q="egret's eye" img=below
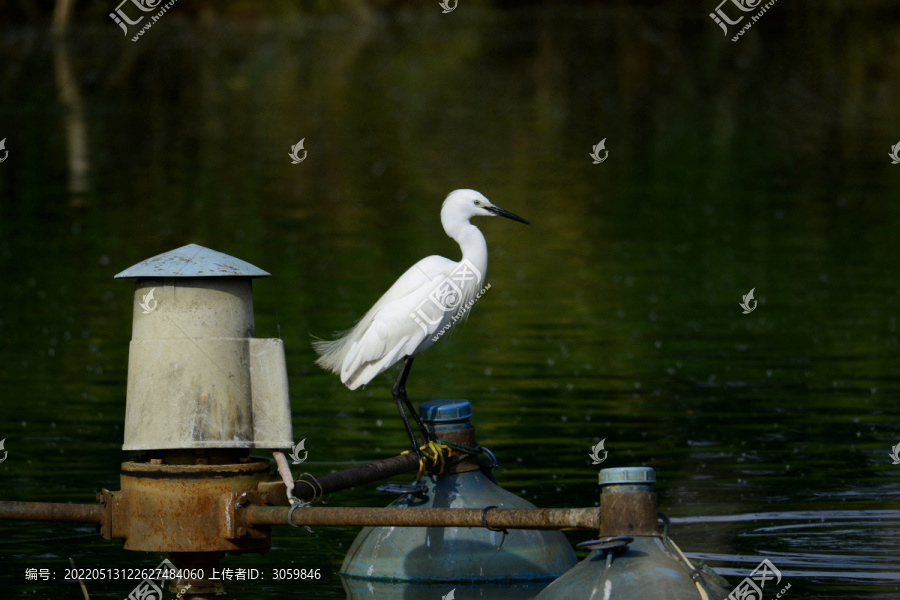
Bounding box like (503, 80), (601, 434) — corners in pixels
(473, 200), (479, 206)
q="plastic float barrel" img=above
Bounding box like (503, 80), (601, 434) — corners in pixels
(341, 399), (577, 599)
(535, 467), (731, 600)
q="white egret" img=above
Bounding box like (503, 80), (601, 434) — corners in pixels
(313, 189), (530, 453)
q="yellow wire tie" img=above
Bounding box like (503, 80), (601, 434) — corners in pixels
(400, 449), (427, 481)
(422, 440), (451, 475)
(401, 441), (451, 478)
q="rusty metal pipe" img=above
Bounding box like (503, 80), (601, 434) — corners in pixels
(0, 501), (101, 523)
(258, 452), (421, 505)
(242, 505), (600, 531)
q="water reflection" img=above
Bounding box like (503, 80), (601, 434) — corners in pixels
(683, 510), (900, 589)
(52, 34), (91, 197)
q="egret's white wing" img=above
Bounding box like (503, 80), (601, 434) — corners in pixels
(313, 255), (457, 381)
(360, 255), (457, 319)
(340, 269), (460, 388)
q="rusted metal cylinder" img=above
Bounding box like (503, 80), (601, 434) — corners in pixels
(104, 458), (271, 552)
(433, 426), (482, 474)
(257, 452), (421, 505)
(598, 466), (659, 538)
(241, 505), (600, 530)
(599, 490), (658, 537)
(0, 501), (101, 523)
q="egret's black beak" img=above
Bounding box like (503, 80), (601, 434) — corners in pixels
(486, 204), (531, 226)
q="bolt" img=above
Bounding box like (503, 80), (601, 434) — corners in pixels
(237, 527), (248, 537)
(236, 493), (249, 506)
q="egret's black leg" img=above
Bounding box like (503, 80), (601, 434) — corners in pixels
(398, 356), (433, 443)
(393, 356), (423, 456)
(393, 392), (421, 456)
(392, 356), (434, 454)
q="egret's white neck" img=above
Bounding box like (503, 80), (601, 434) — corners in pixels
(442, 213), (488, 277)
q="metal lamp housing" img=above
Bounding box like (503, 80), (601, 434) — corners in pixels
(115, 244), (293, 451)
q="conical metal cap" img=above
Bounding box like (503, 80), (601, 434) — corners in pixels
(114, 243), (270, 279)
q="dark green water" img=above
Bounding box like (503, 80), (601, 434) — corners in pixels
(1, 3), (899, 599)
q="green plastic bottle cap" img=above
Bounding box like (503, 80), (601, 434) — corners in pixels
(599, 466), (656, 486)
(419, 399), (472, 423)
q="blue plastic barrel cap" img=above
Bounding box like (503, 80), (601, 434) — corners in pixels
(418, 399), (472, 424)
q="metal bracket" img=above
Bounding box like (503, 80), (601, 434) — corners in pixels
(229, 491), (271, 541)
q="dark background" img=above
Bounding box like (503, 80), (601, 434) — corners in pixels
(1, 1), (899, 598)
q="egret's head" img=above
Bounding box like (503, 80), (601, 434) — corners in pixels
(442, 189), (531, 225)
